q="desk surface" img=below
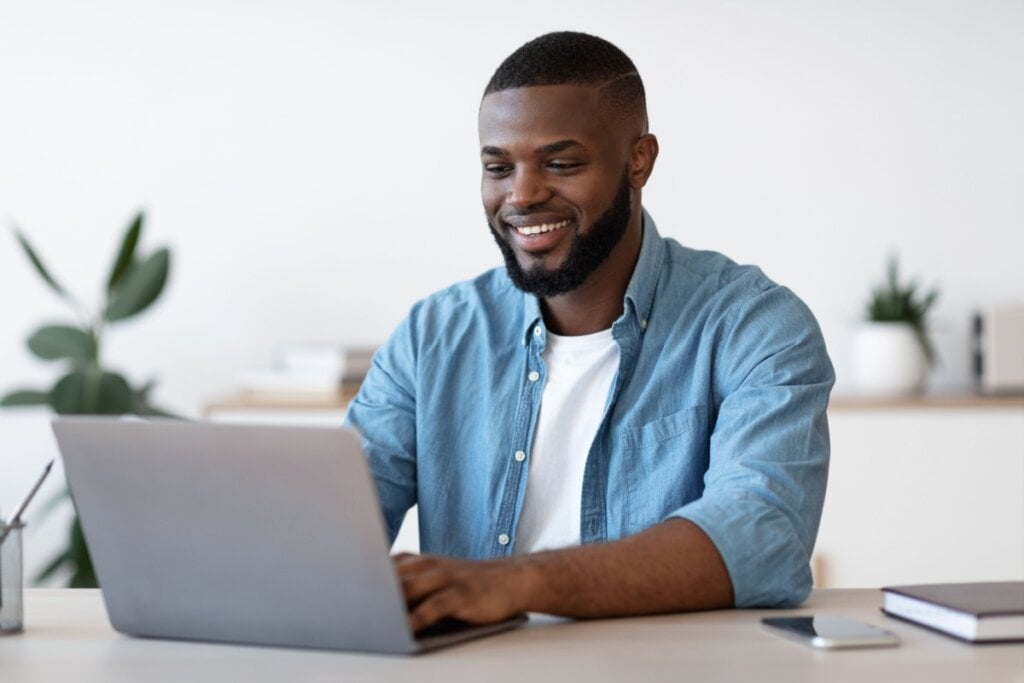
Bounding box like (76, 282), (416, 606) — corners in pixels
(2, 589), (1021, 682)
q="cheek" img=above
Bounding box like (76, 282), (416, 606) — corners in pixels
(579, 176), (624, 214)
(560, 187), (601, 219)
(480, 180), (505, 214)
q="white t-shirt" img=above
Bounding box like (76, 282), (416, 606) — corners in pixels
(513, 327), (620, 554)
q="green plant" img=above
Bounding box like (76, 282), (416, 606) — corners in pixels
(866, 255), (940, 366)
(1, 210), (174, 587)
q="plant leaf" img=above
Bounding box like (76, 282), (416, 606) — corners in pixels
(51, 370), (90, 414)
(95, 372), (134, 414)
(0, 389), (50, 406)
(921, 289), (940, 315)
(12, 228), (68, 300)
(68, 514), (98, 587)
(133, 398), (180, 418)
(51, 370), (133, 415)
(106, 211), (144, 293)
(104, 248), (171, 323)
(27, 325), (95, 363)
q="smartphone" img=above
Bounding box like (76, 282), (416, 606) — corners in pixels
(761, 615), (900, 649)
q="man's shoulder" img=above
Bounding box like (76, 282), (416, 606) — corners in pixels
(653, 235), (822, 337)
(407, 266), (523, 326)
(659, 237), (777, 300)
(376, 267), (525, 367)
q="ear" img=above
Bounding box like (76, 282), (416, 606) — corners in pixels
(629, 134), (659, 189)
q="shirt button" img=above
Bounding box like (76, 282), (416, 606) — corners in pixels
(640, 318), (648, 330)
(528, 371), (540, 382)
(498, 534), (510, 546)
(514, 450), (526, 462)
(533, 326), (542, 337)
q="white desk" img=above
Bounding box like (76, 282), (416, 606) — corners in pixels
(1, 589), (1021, 682)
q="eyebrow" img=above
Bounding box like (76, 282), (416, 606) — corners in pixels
(480, 139), (585, 157)
(538, 139), (584, 155)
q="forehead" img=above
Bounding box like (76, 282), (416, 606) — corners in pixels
(478, 84), (620, 153)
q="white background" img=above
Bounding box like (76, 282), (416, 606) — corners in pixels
(2, 0), (1022, 583)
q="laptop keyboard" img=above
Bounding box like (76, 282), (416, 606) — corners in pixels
(414, 617), (476, 640)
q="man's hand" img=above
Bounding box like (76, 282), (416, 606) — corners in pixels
(394, 553), (534, 633)
(393, 519), (734, 632)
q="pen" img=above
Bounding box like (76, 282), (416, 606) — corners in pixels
(0, 459), (55, 545)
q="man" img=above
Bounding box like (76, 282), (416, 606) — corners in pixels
(345, 31), (834, 633)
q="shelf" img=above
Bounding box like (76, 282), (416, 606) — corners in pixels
(204, 384), (359, 416)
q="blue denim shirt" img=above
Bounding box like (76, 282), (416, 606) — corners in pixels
(345, 210), (834, 608)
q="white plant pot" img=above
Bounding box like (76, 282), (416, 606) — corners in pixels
(851, 322), (928, 396)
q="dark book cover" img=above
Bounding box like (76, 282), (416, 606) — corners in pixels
(882, 582), (1024, 617)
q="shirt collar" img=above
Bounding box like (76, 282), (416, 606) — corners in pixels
(623, 208), (665, 330)
(522, 286), (544, 345)
(520, 208), (665, 344)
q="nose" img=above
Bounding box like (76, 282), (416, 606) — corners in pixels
(507, 167), (551, 210)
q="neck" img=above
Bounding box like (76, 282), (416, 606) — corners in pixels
(540, 209), (643, 336)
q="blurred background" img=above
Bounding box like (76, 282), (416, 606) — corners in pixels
(2, 0), (1022, 585)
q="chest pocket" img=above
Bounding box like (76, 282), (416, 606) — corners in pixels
(622, 405), (708, 527)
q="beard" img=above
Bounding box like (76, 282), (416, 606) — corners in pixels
(488, 172), (633, 298)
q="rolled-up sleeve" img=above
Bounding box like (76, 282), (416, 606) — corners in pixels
(344, 308), (420, 544)
(669, 281), (834, 607)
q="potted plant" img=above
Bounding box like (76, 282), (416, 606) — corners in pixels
(1, 210), (174, 586)
(852, 255), (940, 396)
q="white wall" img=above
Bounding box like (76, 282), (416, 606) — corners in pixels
(818, 408), (1024, 587)
(2, 1), (1022, 583)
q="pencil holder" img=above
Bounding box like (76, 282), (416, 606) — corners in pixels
(0, 520), (26, 634)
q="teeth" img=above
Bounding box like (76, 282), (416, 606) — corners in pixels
(515, 219), (570, 236)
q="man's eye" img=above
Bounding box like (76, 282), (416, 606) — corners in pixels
(547, 161), (582, 172)
(484, 163), (511, 175)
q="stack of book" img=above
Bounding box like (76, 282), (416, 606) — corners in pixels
(237, 344), (376, 404)
(882, 581), (1024, 643)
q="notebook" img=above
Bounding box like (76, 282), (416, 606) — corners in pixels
(881, 582), (1024, 642)
(51, 417), (526, 654)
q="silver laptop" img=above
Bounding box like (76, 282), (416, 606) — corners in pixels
(51, 417), (526, 654)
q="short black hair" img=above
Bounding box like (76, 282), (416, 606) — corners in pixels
(484, 31), (648, 129)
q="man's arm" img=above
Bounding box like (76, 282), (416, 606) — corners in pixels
(344, 313), (421, 543)
(396, 518), (733, 631)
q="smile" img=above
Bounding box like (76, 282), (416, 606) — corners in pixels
(514, 219), (571, 236)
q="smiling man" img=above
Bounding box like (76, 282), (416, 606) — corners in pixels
(345, 32), (834, 632)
